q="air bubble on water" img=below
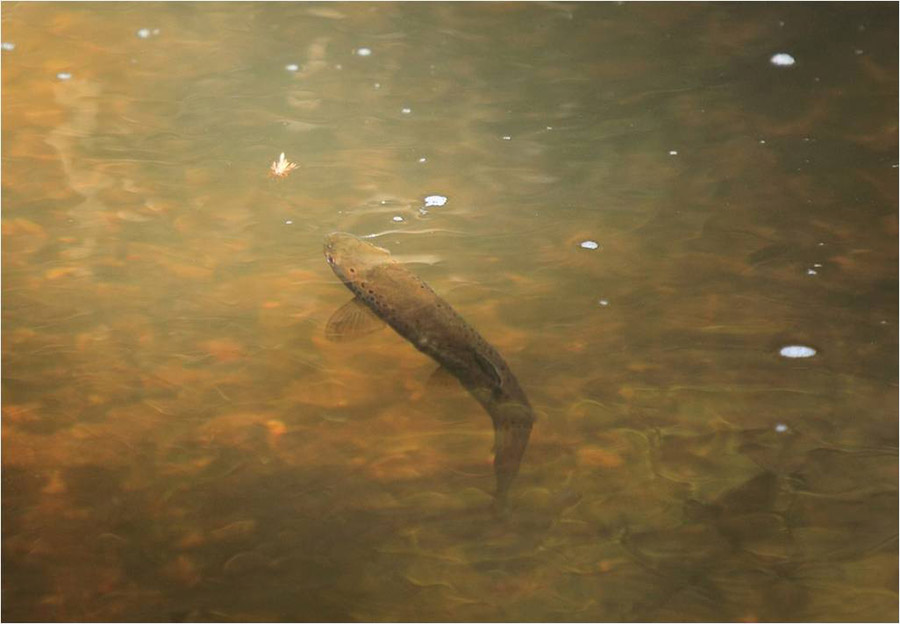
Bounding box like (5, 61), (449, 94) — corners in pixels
(424, 195), (447, 207)
(770, 52), (796, 67)
(580, 240), (599, 250)
(779, 345), (816, 358)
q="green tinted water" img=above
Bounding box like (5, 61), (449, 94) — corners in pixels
(3, 2), (897, 621)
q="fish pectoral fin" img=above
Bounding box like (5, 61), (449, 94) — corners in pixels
(473, 351), (503, 388)
(325, 297), (386, 341)
(425, 365), (461, 390)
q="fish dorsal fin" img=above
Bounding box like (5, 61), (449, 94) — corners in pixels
(325, 297), (386, 341)
(473, 350), (503, 388)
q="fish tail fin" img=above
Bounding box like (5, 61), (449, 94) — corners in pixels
(491, 402), (534, 499)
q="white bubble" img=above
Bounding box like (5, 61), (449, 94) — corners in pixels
(775, 423), (789, 433)
(423, 195), (447, 207)
(2, 42), (16, 51)
(373, 82), (381, 89)
(779, 345), (816, 358)
(770, 53), (796, 67)
(356, 47), (372, 56)
(137, 28), (151, 39)
(56, 72), (72, 80)
(502, 135), (511, 141)
(580, 240), (600, 250)
(598, 299), (609, 306)
(668, 150), (678, 155)
(285, 220), (293, 225)
(418, 157), (427, 163)
(392, 216), (404, 222)
(401, 107), (411, 114)
(285, 63), (299, 72)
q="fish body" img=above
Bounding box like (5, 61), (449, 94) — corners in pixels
(323, 232), (534, 500)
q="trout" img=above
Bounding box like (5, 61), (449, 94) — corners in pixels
(323, 232), (534, 501)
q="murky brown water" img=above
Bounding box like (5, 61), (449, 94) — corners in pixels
(2, 2), (897, 622)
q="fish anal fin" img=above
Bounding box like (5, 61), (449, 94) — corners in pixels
(325, 297), (385, 341)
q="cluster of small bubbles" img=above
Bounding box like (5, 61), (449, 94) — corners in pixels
(579, 240), (600, 250)
(770, 52), (796, 67)
(356, 47), (372, 56)
(779, 345), (816, 358)
(1, 42), (15, 51)
(285, 63), (299, 72)
(56, 72), (72, 81)
(401, 107), (411, 114)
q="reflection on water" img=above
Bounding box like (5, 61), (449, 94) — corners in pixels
(2, 2), (897, 621)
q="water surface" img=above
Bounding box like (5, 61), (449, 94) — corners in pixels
(2, 2), (897, 621)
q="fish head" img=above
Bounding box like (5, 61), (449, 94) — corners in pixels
(324, 232), (393, 281)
